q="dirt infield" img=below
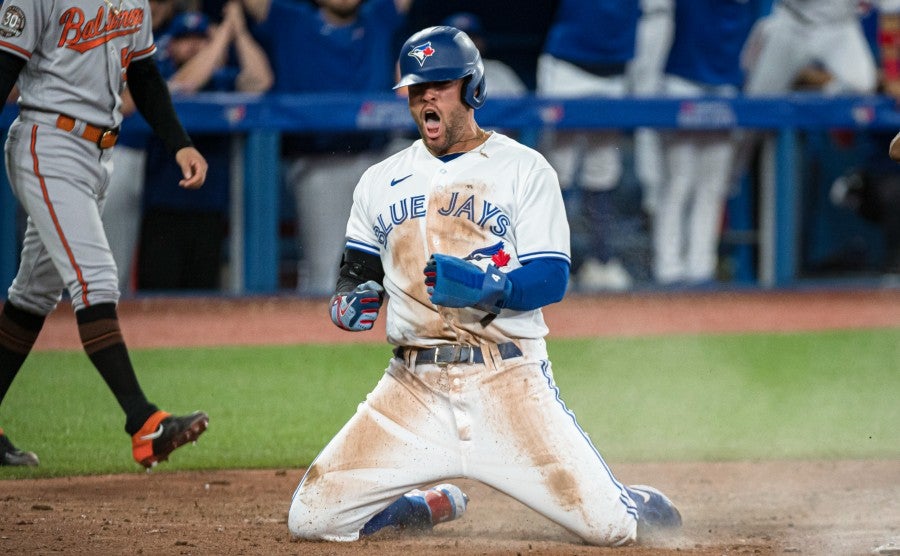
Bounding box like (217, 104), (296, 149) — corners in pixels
(4, 288), (900, 555)
(29, 287), (900, 350)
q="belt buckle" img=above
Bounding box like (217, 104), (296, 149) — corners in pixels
(431, 344), (469, 366)
(432, 345), (452, 366)
(97, 128), (116, 149)
(449, 345), (474, 364)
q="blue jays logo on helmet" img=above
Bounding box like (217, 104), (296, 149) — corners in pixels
(394, 26), (487, 109)
(408, 42), (436, 67)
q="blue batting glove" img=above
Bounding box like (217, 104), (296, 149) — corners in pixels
(330, 280), (385, 331)
(424, 254), (511, 314)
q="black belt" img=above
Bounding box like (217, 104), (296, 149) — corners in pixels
(394, 342), (522, 366)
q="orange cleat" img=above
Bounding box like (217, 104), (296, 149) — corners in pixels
(132, 410), (208, 469)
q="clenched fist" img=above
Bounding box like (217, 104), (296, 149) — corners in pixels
(330, 280), (385, 331)
(424, 254), (510, 314)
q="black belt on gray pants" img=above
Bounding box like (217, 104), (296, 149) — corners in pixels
(394, 342), (522, 366)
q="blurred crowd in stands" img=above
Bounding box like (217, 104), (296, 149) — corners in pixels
(15, 0), (899, 295)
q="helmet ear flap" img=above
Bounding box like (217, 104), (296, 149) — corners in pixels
(465, 70), (486, 109)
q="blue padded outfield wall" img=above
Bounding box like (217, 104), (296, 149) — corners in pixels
(2, 93), (900, 294)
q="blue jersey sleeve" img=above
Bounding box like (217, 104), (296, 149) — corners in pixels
(503, 258), (570, 311)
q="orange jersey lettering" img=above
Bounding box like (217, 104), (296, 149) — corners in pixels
(57, 6), (143, 53)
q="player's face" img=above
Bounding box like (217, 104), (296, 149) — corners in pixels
(407, 79), (477, 157)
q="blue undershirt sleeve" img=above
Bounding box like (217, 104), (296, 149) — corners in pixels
(502, 258), (570, 311)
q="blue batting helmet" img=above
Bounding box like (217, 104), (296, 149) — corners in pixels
(394, 26), (486, 109)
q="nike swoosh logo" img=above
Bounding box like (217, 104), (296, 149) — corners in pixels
(338, 296), (356, 318)
(139, 424), (165, 441)
(391, 174), (413, 186)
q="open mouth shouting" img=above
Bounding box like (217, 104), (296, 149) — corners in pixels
(423, 109), (442, 141)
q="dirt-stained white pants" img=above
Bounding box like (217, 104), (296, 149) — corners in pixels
(288, 338), (637, 546)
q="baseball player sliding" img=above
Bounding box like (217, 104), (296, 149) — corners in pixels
(288, 26), (682, 544)
(0, 0), (208, 468)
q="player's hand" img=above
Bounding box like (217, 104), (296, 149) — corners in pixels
(330, 280), (385, 331)
(424, 254), (511, 314)
(175, 146), (208, 189)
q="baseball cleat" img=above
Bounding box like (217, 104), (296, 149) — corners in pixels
(0, 430), (39, 467)
(361, 483), (469, 536)
(626, 484), (682, 536)
(132, 410), (208, 469)
(405, 483), (469, 528)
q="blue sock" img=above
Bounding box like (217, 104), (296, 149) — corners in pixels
(360, 494), (431, 536)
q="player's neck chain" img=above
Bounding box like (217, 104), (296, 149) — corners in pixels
(444, 128), (491, 158)
(471, 128), (491, 158)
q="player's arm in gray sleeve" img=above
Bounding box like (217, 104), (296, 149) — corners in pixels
(126, 57), (193, 153)
(334, 248), (385, 294)
(0, 51), (26, 103)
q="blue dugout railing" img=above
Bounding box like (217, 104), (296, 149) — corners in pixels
(2, 93), (900, 294)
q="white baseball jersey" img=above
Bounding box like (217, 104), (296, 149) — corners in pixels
(290, 132), (639, 547)
(344, 132), (571, 347)
(0, 0), (156, 128)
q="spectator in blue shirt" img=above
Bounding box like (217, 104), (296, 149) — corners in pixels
(241, 0), (411, 296)
(136, 5), (273, 290)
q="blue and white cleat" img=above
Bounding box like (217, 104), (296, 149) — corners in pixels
(361, 483), (468, 536)
(626, 484), (682, 537)
(404, 483), (469, 528)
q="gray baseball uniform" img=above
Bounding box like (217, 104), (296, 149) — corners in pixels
(0, 0), (155, 313)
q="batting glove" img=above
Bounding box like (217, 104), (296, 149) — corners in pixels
(330, 280), (385, 331)
(424, 254), (511, 314)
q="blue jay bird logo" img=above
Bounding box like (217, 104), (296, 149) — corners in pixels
(463, 241), (503, 261)
(463, 242), (510, 267)
(408, 42), (436, 67)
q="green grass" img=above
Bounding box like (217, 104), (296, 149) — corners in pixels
(551, 329), (899, 461)
(1, 328), (897, 478)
